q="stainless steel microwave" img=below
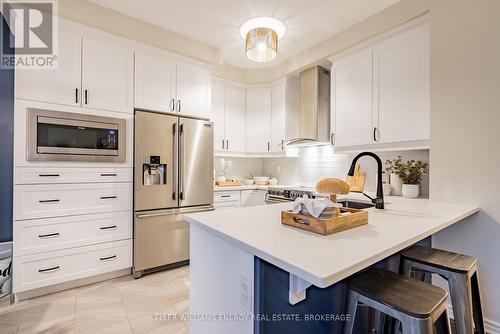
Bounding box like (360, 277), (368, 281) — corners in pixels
(27, 108), (126, 162)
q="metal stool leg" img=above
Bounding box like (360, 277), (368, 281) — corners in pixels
(343, 289), (360, 334)
(470, 272), (485, 334)
(405, 317), (433, 334)
(435, 309), (452, 334)
(448, 272), (475, 334)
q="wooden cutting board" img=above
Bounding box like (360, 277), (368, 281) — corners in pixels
(346, 164), (366, 193)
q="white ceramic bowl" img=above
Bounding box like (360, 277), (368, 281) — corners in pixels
(253, 176), (270, 185)
(242, 179), (255, 185)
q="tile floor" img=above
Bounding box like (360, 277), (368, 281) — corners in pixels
(0, 265), (190, 334)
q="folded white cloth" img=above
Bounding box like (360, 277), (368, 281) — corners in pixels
(292, 195), (342, 218)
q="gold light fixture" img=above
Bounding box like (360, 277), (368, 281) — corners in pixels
(240, 17), (286, 63)
(245, 27), (278, 62)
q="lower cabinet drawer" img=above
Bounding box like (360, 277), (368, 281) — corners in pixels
(214, 201), (240, 210)
(214, 191), (241, 203)
(14, 183), (132, 220)
(13, 239), (132, 293)
(14, 211), (132, 256)
(15, 167), (133, 184)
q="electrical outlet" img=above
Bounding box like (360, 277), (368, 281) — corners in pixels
(240, 275), (252, 311)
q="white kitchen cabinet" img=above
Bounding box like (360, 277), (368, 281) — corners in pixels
(331, 49), (374, 147)
(135, 52), (176, 113)
(16, 29), (82, 107)
(373, 24), (430, 143)
(82, 37), (134, 113)
(330, 21), (430, 148)
(176, 63), (211, 118)
(211, 79), (246, 153)
(271, 78), (299, 152)
(213, 190), (240, 210)
(240, 190), (267, 207)
(245, 88), (272, 153)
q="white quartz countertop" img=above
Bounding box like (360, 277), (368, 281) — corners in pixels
(186, 194), (479, 288)
(213, 185), (269, 192)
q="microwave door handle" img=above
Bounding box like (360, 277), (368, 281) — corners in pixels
(172, 123), (177, 201)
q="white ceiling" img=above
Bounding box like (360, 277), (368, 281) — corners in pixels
(89, 0), (400, 69)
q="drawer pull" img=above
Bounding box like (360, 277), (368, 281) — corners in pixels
(39, 266), (60, 273)
(100, 225), (117, 230)
(38, 232), (60, 239)
(221, 195), (232, 198)
(38, 174), (60, 177)
(100, 173), (117, 177)
(39, 199), (60, 204)
(100, 255), (117, 261)
(100, 196), (117, 200)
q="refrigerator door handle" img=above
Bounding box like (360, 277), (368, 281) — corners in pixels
(172, 123), (177, 201)
(179, 123), (184, 200)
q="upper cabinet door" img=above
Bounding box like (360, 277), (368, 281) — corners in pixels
(373, 24), (430, 143)
(211, 81), (225, 151)
(135, 52), (176, 113)
(245, 88), (272, 153)
(332, 49), (374, 147)
(271, 84), (285, 152)
(176, 64), (210, 119)
(82, 37), (133, 113)
(224, 86), (246, 153)
(16, 29), (82, 106)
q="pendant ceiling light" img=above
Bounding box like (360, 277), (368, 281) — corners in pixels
(240, 17), (286, 63)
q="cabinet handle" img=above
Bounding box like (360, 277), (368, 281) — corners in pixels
(39, 199), (60, 204)
(177, 99), (181, 112)
(221, 195), (231, 198)
(221, 139), (225, 150)
(39, 266), (60, 273)
(330, 133), (336, 146)
(267, 142), (270, 151)
(170, 99), (175, 112)
(99, 255), (117, 261)
(100, 225), (117, 230)
(373, 127), (380, 142)
(226, 139), (229, 150)
(84, 89), (88, 105)
(38, 232), (60, 239)
(75, 88), (79, 104)
(100, 173), (117, 177)
(100, 196), (117, 200)
(281, 139), (285, 150)
(38, 174), (60, 177)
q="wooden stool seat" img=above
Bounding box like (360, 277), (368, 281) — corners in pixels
(349, 268), (448, 319)
(401, 245), (476, 274)
(343, 268), (451, 334)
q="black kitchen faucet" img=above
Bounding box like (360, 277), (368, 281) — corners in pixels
(348, 152), (385, 209)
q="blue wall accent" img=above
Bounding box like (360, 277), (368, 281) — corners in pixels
(0, 14), (14, 242)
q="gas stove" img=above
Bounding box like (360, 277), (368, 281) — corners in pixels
(265, 186), (321, 204)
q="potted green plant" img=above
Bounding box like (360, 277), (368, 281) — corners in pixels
(385, 156), (404, 196)
(386, 157), (428, 198)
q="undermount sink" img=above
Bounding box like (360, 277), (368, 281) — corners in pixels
(338, 200), (375, 210)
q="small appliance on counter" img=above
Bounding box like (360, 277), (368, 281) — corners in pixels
(133, 110), (214, 278)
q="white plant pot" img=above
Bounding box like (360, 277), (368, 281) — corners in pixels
(390, 174), (403, 196)
(402, 184), (420, 198)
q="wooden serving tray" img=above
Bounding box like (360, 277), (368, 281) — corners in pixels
(215, 181), (242, 187)
(281, 208), (368, 235)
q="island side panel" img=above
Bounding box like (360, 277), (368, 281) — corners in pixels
(190, 224), (255, 334)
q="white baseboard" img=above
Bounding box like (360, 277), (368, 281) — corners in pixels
(14, 268), (132, 301)
(448, 305), (500, 334)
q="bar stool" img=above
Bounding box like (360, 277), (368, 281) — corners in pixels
(400, 246), (485, 334)
(343, 268), (451, 334)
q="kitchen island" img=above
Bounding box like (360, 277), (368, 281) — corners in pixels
(186, 195), (479, 334)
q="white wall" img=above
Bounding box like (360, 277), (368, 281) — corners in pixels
(430, 0), (500, 329)
(263, 147), (429, 195)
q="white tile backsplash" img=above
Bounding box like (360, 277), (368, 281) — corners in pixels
(214, 157), (263, 180)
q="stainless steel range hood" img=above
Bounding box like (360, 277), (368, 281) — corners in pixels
(284, 66), (331, 147)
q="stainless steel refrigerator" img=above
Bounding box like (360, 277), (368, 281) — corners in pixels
(133, 110), (214, 278)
